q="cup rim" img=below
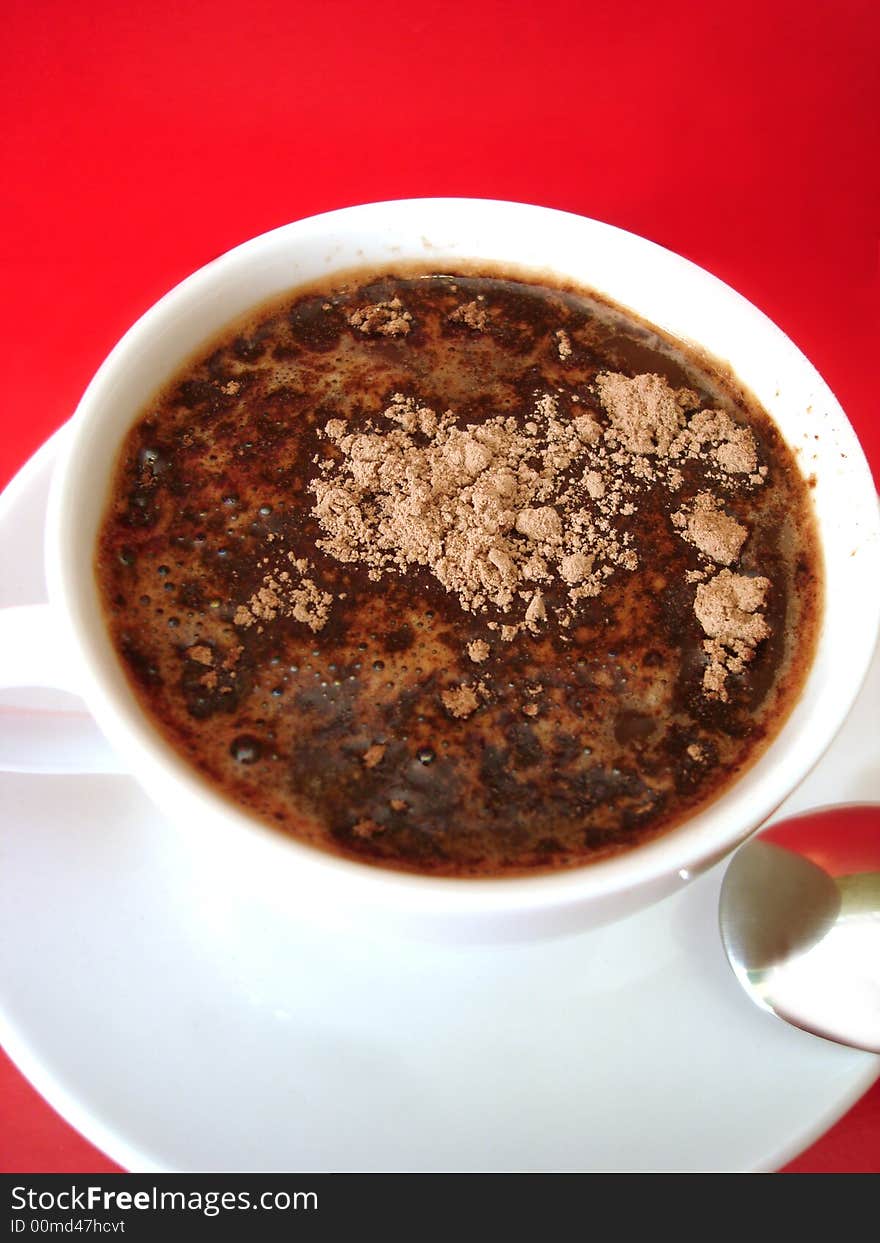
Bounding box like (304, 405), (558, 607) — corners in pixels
(44, 197), (880, 915)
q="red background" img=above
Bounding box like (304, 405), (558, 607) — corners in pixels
(1, 0), (877, 1173)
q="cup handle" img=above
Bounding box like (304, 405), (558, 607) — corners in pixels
(0, 604), (127, 773)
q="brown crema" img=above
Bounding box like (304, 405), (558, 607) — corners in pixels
(96, 267), (822, 877)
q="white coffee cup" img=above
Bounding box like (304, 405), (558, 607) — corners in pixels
(1, 199), (877, 942)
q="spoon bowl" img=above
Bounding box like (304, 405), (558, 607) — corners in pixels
(719, 804), (880, 1053)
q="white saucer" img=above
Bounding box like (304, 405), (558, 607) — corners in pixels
(1, 435), (878, 1173)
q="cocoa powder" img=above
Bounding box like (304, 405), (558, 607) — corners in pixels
(308, 372), (772, 682)
(346, 297), (413, 337)
(694, 570), (771, 701)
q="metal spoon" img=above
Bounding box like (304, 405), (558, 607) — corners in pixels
(719, 805), (880, 1053)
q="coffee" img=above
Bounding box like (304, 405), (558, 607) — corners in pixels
(95, 268), (822, 876)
